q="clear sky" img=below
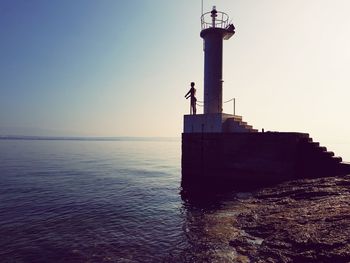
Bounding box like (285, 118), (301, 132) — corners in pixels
(0, 1), (349, 157)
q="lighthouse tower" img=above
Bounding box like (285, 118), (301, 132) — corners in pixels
(201, 6), (234, 114)
(183, 6), (257, 133)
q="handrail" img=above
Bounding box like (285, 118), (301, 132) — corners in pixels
(201, 10), (230, 30)
(194, 97), (236, 115)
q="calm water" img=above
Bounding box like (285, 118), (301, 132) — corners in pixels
(0, 138), (242, 263)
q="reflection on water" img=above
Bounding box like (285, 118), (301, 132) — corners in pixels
(177, 198), (239, 262)
(0, 138), (257, 262)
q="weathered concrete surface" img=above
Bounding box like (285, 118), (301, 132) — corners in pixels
(182, 132), (308, 185)
(182, 132), (348, 191)
(231, 175), (350, 263)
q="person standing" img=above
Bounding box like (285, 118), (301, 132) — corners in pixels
(185, 82), (197, 115)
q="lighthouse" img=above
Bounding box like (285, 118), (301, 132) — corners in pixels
(181, 6), (350, 194)
(183, 6), (256, 133)
(201, 6), (235, 114)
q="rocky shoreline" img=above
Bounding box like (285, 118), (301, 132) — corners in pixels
(230, 174), (350, 262)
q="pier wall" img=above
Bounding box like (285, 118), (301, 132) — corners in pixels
(181, 132), (348, 190)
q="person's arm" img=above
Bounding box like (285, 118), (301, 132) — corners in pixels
(185, 90), (191, 98)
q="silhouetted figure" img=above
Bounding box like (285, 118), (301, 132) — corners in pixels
(185, 82), (197, 115)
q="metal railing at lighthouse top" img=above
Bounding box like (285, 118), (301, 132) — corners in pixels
(201, 7), (230, 30)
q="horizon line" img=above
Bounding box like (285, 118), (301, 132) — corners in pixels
(0, 135), (180, 142)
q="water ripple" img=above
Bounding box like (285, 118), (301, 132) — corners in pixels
(0, 139), (245, 262)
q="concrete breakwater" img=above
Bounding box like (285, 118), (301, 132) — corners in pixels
(182, 132), (350, 191)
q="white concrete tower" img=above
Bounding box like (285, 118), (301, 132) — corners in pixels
(200, 6), (235, 114)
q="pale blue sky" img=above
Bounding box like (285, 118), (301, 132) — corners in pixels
(1, 1), (349, 158)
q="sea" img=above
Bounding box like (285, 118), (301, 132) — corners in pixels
(0, 137), (247, 263)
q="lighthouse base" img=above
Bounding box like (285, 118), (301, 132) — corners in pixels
(181, 132), (350, 193)
(184, 113), (258, 133)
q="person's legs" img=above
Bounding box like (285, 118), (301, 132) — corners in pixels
(191, 98), (196, 115)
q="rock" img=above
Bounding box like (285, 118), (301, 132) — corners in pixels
(229, 175), (350, 262)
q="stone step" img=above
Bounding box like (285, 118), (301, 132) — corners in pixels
(302, 142), (326, 152)
(322, 151), (335, 158)
(232, 115), (242, 121)
(332, 156), (342, 163)
(224, 117), (257, 133)
(296, 136), (344, 177)
(310, 142), (320, 147)
(300, 137), (313, 143)
(225, 116), (243, 122)
(223, 115), (259, 133)
(340, 162), (350, 174)
(318, 146), (327, 152)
